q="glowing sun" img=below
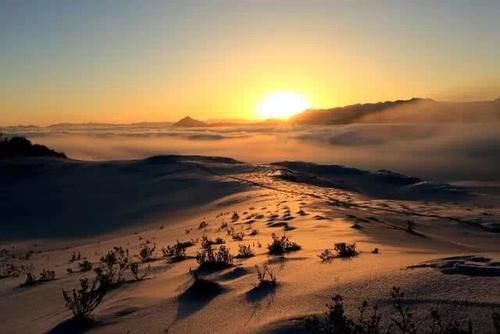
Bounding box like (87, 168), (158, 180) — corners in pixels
(256, 92), (310, 119)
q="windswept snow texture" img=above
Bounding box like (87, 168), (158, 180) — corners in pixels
(270, 161), (469, 201)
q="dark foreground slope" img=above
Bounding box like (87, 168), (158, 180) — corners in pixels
(0, 155), (250, 239)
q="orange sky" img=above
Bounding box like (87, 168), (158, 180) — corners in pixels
(1, 1), (500, 125)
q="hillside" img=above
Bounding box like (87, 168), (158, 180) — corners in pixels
(292, 98), (500, 124)
(0, 136), (66, 159)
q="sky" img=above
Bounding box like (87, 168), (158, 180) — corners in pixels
(1, 0), (500, 125)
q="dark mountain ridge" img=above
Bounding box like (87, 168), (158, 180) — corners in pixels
(292, 98), (500, 124)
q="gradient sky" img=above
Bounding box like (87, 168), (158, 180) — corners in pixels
(1, 0), (500, 125)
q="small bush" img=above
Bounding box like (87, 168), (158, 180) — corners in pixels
(334, 242), (358, 258)
(198, 221), (208, 230)
(231, 232), (245, 241)
(138, 242), (156, 262)
(219, 222), (228, 231)
(306, 287), (481, 334)
(407, 220), (415, 233)
(62, 277), (106, 321)
(200, 236), (225, 247)
(96, 247), (130, 287)
(255, 264), (276, 287)
(247, 228), (259, 236)
(70, 251), (82, 263)
(20, 268), (56, 286)
(231, 212), (239, 222)
(319, 249), (336, 262)
(372, 248), (379, 254)
(196, 244), (233, 272)
(162, 241), (187, 262)
(0, 263), (22, 279)
(267, 233), (301, 255)
(21, 272), (37, 286)
(39, 269), (56, 282)
(79, 260), (93, 272)
(235, 244), (255, 259)
(130, 263), (150, 281)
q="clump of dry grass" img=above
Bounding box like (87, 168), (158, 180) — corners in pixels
(20, 268), (56, 287)
(319, 242), (359, 262)
(0, 263), (24, 279)
(267, 233), (301, 255)
(255, 264), (277, 288)
(62, 277), (106, 321)
(231, 232), (245, 241)
(334, 242), (358, 258)
(235, 244), (255, 259)
(138, 242), (156, 262)
(306, 287), (485, 334)
(318, 249), (336, 262)
(196, 243), (233, 272)
(162, 240), (192, 262)
(78, 260), (93, 272)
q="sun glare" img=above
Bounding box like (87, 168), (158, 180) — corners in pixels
(256, 92), (310, 119)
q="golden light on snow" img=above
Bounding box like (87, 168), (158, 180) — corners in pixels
(256, 92), (310, 119)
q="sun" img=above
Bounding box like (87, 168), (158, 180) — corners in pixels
(256, 92), (310, 119)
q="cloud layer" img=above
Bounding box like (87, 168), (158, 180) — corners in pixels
(3, 123), (500, 183)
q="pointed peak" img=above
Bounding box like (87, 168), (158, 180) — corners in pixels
(172, 116), (208, 127)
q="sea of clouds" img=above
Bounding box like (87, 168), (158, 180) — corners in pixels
(2, 123), (500, 184)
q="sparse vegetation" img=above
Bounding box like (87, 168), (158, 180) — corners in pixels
(62, 277), (106, 321)
(200, 236), (225, 247)
(318, 249), (336, 262)
(306, 287), (484, 334)
(95, 247), (130, 288)
(196, 243), (233, 272)
(407, 220), (416, 234)
(79, 260), (93, 272)
(219, 221), (228, 232)
(20, 268), (56, 287)
(235, 244), (255, 258)
(70, 251), (82, 263)
(267, 233), (301, 255)
(255, 264), (277, 287)
(138, 242), (156, 262)
(247, 228), (259, 236)
(130, 263), (150, 281)
(162, 240), (190, 262)
(334, 242), (358, 258)
(198, 221), (208, 230)
(0, 263), (23, 279)
(319, 242), (359, 262)
(231, 232), (245, 241)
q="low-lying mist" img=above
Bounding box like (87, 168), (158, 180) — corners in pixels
(3, 123), (500, 183)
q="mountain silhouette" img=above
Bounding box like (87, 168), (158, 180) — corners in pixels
(292, 98), (500, 124)
(0, 136), (67, 159)
(172, 116), (208, 127)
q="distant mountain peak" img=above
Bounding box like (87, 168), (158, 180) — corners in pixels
(172, 116), (208, 127)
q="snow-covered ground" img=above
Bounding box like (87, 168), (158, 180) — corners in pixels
(1, 155), (499, 333)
